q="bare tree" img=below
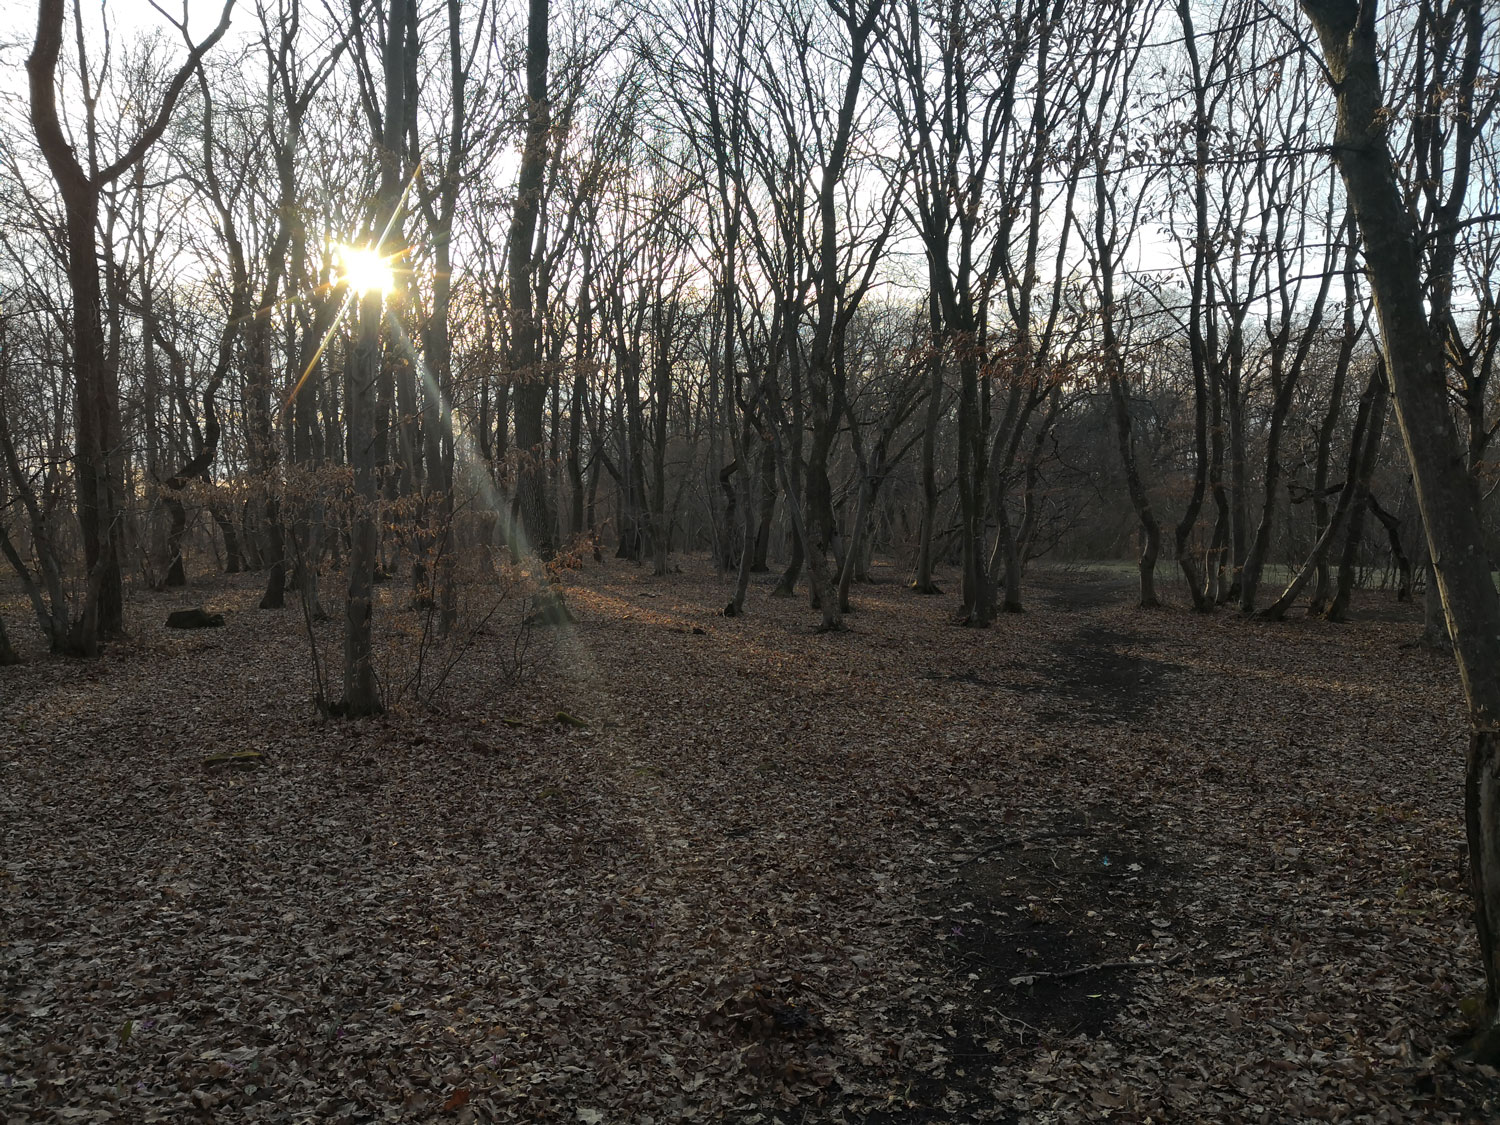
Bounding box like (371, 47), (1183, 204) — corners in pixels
(339, 0), (417, 717)
(1301, 0), (1500, 1055)
(26, 0), (235, 653)
(508, 0), (556, 558)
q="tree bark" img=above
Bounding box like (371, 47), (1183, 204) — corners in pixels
(343, 288), (385, 717)
(0, 616), (18, 666)
(1096, 171), (1160, 608)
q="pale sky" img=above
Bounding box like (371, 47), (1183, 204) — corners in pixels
(0, 0), (259, 58)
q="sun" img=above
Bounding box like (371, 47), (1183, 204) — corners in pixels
(335, 244), (396, 296)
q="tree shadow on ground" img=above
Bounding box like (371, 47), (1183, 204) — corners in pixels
(834, 809), (1203, 1124)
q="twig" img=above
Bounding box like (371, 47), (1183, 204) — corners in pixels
(958, 827), (1093, 864)
(1009, 951), (1185, 986)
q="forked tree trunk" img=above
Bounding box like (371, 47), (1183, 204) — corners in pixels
(985, 493), (1024, 615)
(766, 406), (837, 630)
(27, 0), (235, 653)
(1261, 363), (1385, 622)
(1367, 494), (1413, 601)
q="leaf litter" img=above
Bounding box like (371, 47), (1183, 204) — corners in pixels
(0, 558), (1496, 1122)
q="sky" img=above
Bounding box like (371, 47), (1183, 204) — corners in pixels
(3, 0), (253, 35)
(0, 0), (261, 112)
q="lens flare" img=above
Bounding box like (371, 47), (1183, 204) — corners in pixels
(335, 244), (396, 296)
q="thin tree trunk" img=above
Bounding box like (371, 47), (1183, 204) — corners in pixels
(1172, 0), (1212, 612)
(509, 0), (555, 558)
(1097, 171), (1160, 609)
(1261, 362), (1384, 621)
(912, 298), (943, 594)
(1367, 493), (1413, 601)
(752, 442), (776, 571)
(343, 288), (384, 716)
(1326, 368), (1390, 622)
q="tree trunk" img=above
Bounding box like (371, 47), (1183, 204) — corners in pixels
(343, 290), (384, 717)
(27, 0), (233, 652)
(1309, 236), (1361, 614)
(1302, 0), (1500, 1048)
(164, 497), (189, 587)
(752, 442), (776, 571)
(1367, 493), (1413, 601)
(1224, 374), (1249, 602)
(912, 298), (943, 595)
(1261, 362), (1384, 621)
(651, 304), (671, 576)
(509, 0), (555, 559)
(1097, 170), (1160, 609)
(1239, 380), (1300, 612)
(1419, 555), (1451, 649)
(725, 427), (759, 618)
(1171, 0), (1212, 612)
(718, 457), (739, 572)
(211, 503), (244, 573)
(1326, 368), (1390, 622)
(771, 440), (838, 631)
(955, 344), (993, 627)
(340, 0), (415, 717)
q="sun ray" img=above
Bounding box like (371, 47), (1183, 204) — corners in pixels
(278, 286), (357, 420)
(334, 245), (397, 296)
(275, 162), (424, 418)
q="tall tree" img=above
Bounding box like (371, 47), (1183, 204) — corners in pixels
(509, 0), (556, 557)
(26, 0), (235, 654)
(1300, 0), (1500, 1054)
(340, 0), (415, 717)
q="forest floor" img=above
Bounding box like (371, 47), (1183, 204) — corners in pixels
(1, 554), (1497, 1124)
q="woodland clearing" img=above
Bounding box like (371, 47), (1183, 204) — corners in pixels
(0, 557), (1495, 1124)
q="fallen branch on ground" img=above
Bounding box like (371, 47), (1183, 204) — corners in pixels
(1009, 951), (1185, 986)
